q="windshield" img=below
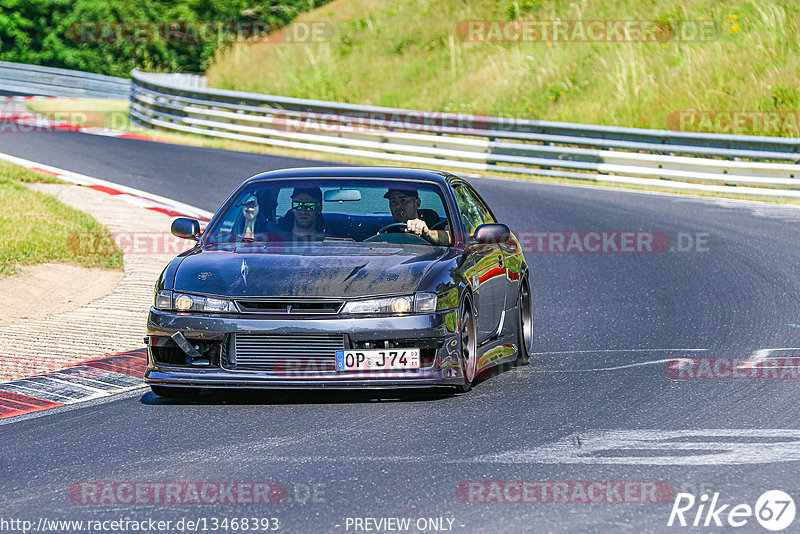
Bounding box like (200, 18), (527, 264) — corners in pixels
(203, 178), (453, 247)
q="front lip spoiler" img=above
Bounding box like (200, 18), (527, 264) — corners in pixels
(145, 369), (462, 390)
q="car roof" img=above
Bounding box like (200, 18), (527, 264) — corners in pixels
(242, 167), (454, 187)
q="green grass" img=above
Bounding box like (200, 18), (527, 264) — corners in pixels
(206, 0), (800, 136)
(0, 161), (124, 278)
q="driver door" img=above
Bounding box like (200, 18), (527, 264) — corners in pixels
(452, 183), (505, 343)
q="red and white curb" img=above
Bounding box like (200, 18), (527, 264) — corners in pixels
(0, 151), (212, 221)
(0, 349), (147, 419)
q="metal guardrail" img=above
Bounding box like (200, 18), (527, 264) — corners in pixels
(130, 72), (207, 89)
(129, 69), (800, 196)
(3, 61), (797, 196)
(0, 61), (130, 99)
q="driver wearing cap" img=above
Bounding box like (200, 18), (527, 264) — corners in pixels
(384, 187), (451, 245)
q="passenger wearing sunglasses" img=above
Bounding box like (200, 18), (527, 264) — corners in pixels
(281, 186), (327, 241)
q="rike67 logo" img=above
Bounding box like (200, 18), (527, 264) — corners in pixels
(668, 490), (796, 531)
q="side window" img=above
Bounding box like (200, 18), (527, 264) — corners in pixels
(465, 185), (495, 225)
(453, 183), (493, 236)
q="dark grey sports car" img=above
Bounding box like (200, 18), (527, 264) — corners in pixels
(145, 167), (532, 396)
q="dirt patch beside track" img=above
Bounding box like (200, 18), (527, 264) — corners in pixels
(0, 262), (123, 326)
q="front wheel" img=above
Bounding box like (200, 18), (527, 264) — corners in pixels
(515, 277), (533, 365)
(456, 298), (477, 392)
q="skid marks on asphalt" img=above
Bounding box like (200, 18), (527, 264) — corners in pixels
(0, 348), (146, 419)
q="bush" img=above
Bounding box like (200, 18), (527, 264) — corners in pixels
(0, 0), (331, 76)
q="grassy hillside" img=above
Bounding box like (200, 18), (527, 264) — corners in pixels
(207, 0), (800, 135)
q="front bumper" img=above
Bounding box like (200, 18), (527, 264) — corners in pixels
(145, 308), (462, 389)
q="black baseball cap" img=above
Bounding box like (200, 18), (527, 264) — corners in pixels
(291, 186), (323, 202)
(384, 186), (419, 199)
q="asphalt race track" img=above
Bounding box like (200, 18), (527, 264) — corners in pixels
(2, 127), (800, 533)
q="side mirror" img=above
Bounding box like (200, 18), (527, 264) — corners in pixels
(171, 217), (201, 240)
(472, 223), (512, 247)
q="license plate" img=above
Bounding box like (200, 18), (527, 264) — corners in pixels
(335, 349), (420, 371)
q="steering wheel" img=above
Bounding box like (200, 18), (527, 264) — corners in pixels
(429, 219), (448, 230)
(375, 222), (408, 235)
(365, 222), (429, 245)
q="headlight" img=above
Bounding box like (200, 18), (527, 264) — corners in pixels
(154, 291), (237, 313)
(175, 294), (193, 311)
(341, 293), (437, 315)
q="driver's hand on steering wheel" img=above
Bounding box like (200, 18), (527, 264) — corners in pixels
(405, 218), (430, 239)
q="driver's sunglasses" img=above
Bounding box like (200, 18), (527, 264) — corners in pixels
(292, 201), (319, 211)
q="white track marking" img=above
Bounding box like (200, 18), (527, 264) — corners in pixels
(49, 371), (133, 390)
(0, 382), (75, 402)
(465, 429), (800, 466)
(41, 376), (108, 394)
(531, 348), (708, 373)
(539, 358), (678, 373)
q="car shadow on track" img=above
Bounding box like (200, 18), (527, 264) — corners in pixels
(138, 360), (529, 406)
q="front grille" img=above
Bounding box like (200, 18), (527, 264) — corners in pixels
(235, 299), (344, 315)
(229, 333), (344, 373)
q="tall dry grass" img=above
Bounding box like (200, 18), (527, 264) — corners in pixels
(207, 0), (799, 134)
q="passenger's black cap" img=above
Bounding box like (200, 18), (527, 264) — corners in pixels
(384, 187), (419, 199)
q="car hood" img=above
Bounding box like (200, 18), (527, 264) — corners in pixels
(172, 243), (448, 299)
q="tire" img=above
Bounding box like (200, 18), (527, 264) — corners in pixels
(456, 298), (477, 392)
(515, 276), (533, 365)
(150, 385), (198, 398)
